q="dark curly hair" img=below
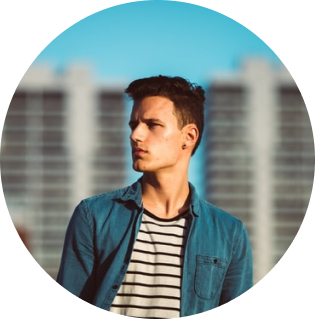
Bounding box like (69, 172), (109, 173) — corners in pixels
(125, 75), (205, 156)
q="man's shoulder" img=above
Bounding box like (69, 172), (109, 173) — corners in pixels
(197, 196), (242, 225)
(189, 182), (242, 226)
(80, 185), (132, 207)
(70, 185), (135, 224)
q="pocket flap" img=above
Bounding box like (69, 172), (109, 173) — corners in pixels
(196, 255), (228, 269)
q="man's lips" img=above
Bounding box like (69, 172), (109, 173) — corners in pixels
(132, 147), (147, 156)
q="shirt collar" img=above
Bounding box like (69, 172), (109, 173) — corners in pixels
(119, 178), (143, 207)
(188, 182), (200, 217)
(119, 177), (200, 217)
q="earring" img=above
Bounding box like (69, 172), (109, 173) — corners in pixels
(182, 144), (186, 149)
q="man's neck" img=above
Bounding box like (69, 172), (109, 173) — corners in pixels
(141, 172), (190, 219)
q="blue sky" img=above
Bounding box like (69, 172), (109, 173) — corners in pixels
(32, 1), (282, 193)
(34, 1), (281, 85)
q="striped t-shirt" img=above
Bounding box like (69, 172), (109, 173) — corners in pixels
(109, 209), (189, 318)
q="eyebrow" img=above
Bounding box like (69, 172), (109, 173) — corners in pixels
(128, 118), (164, 127)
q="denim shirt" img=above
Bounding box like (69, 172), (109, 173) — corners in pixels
(57, 179), (253, 316)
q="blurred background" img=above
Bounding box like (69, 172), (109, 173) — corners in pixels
(0, 1), (314, 284)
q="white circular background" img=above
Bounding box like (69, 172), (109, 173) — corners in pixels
(0, 1), (314, 318)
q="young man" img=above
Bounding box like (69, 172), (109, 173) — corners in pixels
(57, 76), (253, 318)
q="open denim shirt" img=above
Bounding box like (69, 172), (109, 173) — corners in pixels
(57, 179), (253, 316)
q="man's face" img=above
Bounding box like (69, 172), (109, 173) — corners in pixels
(129, 96), (185, 173)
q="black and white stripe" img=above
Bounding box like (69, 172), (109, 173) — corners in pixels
(110, 209), (189, 318)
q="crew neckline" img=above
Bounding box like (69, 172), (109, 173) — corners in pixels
(143, 208), (190, 222)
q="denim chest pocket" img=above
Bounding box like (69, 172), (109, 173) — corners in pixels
(194, 255), (228, 300)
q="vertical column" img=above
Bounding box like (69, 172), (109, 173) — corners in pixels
(25, 92), (44, 262)
(64, 65), (96, 212)
(244, 60), (277, 282)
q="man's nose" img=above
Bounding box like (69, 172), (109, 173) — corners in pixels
(130, 123), (145, 142)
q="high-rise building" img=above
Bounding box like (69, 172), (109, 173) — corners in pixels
(205, 59), (314, 283)
(1, 65), (128, 279)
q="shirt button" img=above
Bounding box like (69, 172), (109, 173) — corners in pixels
(112, 285), (118, 290)
(213, 258), (218, 264)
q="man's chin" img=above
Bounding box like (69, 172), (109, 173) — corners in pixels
(132, 162), (152, 173)
(132, 164), (145, 172)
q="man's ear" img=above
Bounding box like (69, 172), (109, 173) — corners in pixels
(182, 124), (199, 150)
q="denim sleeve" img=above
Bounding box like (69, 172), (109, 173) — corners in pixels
(56, 201), (97, 303)
(219, 221), (253, 305)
